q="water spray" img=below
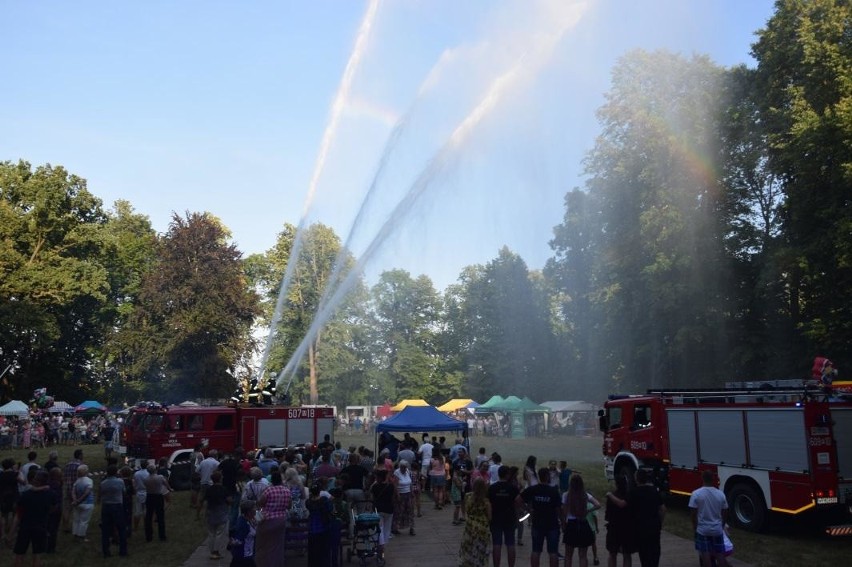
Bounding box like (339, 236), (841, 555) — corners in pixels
(274, 0), (590, 395)
(255, 0), (380, 392)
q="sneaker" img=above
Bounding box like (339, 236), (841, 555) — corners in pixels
(409, 528), (416, 536)
(452, 520), (461, 526)
(210, 552), (222, 560)
(517, 540), (524, 546)
(593, 560), (600, 566)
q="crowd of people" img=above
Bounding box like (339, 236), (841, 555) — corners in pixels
(1, 426), (732, 567)
(0, 413), (116, 450)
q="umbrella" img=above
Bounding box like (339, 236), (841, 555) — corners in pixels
(74, 400), (107, 413)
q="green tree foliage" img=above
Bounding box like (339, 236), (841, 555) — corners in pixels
(751, 0), (852, 366)
(368, 269), (454, 403)
(250, 223), (366, 405)
(111, 212), (259, 402)
(0, 161), (110, 400)
(548, 51), (734, 392)
(447, 248), (560, 400)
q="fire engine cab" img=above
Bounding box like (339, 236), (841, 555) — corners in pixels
(599, 385), (852, 533)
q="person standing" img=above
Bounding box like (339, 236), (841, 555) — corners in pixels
(10, 471), (57, 567)
(604, 475), (636, 567)
(452, 447), (474, 525)
(522, 468), (562, 567)
(305, 484), (333, 567)
(99, 464), (127, 557)
(459, 477), (492, 567)
(254, 471), (290, 567)
(562, 474), (601, 567)
(143, 463), (170, 542)
(369, 469), (395, 560)
(70, 464), (94, 542)
(200, 471), (232, 561)
(197, 449), (220, 505)
(61, 449), (83, 532)
(131, 459), (149, 532)
(689, 470), (728, 567)
(392, 460), (415, 535)
(628, 470), (665, 567)
(488, 465), (523, 567)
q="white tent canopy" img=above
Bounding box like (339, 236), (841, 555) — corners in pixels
(48, 401), (73, 413)
(540, 401), (598, 413)
(0, 400), (29, 417)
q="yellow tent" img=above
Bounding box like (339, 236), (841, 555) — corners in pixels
(437, 398), (477, 412)
(390, 399), (429, 412)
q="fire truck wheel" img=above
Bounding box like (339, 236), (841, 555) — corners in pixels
(727, 482), (767, 532)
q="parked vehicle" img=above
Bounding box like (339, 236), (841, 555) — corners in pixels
(599, 385), (852, 533)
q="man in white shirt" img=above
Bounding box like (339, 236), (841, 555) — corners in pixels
(197, 449), (220, 502)
(689, 470), (729, 567)
(418, 439), (433, 468)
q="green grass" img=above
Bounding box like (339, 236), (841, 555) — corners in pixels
(2, 443), (203, 566)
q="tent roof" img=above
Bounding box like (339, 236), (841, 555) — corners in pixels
(75, 400), (106, 413)
(540, 401), (598, 413)
(390, 399), (429, 412)
(47, 401), (72, 413)
(376, 405), (468, 433)
(437, 398), (478, 412)
(478, 395), (505, 409)
(0, 400), (29, 416)
(517, 397), (549, 412)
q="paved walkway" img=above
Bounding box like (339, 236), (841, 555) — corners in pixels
(184, 500), (752, 567)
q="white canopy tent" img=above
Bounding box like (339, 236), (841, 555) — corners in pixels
(0, 400), (29, 417)
(47, 401), (73, 413)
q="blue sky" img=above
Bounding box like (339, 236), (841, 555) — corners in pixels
(2, 0), (776, 289)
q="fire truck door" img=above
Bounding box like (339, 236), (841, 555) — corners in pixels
(241, 416), (256, 450)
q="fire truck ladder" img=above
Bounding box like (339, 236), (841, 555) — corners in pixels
(645, 386), (828, 404)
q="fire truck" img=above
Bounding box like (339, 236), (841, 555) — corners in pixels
(119, 402), (335, 485)
(599, 385), (852, 533)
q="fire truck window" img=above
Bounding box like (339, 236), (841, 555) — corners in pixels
(143, 415), (164, 432)
(633, 406), (651, 429)
(165, 416), (182, 431)
(214, 414), (233, 430)
(188, 415), (204, 431)
(608, 407), (622, 430)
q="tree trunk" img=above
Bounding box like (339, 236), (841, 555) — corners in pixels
(308, 342), (318, 404)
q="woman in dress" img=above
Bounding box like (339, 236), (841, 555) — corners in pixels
(562, 474), (602, 567)
(285, 467), (309, 522)
(255, 470), (291, 567)
(458, 477), (491, 567)
(71, 464), (95, 542)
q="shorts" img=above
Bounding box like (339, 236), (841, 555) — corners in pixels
(605, 523), (636, 554)
(1, 495), (18, 515)
(133, 494), (146, 517)
(429, 475), (446, 488)
(694, 532), (725, 554)
(14, 526), (48, 555)
(531, 527), (560, 554)
(563, 518), (595, 548)
(490, 523), (516, 546)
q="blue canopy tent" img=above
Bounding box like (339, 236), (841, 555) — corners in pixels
(374, 405), (469, 458)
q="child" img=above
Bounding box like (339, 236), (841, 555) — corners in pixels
(587, 491), (601, 566)
(306, 484), (333, 567)
(229, 499), (257, 567)
(328, 488), (349, 567)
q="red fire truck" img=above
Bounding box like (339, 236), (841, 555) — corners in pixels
(119, 402), (335, 485)
(599, 386), (852, 533)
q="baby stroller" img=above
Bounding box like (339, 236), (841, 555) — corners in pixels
(347, 507), (384, 566)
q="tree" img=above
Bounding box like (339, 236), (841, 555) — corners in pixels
(751, 0), (852, 369)
(251, 223), (365, 405)
(369, 269), (452, 403)
(0, 160), (110, 400)
(550, 50), (733, 392)
(112, 212), (259, 401)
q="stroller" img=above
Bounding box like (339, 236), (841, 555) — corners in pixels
(347, 507), (384, 566)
